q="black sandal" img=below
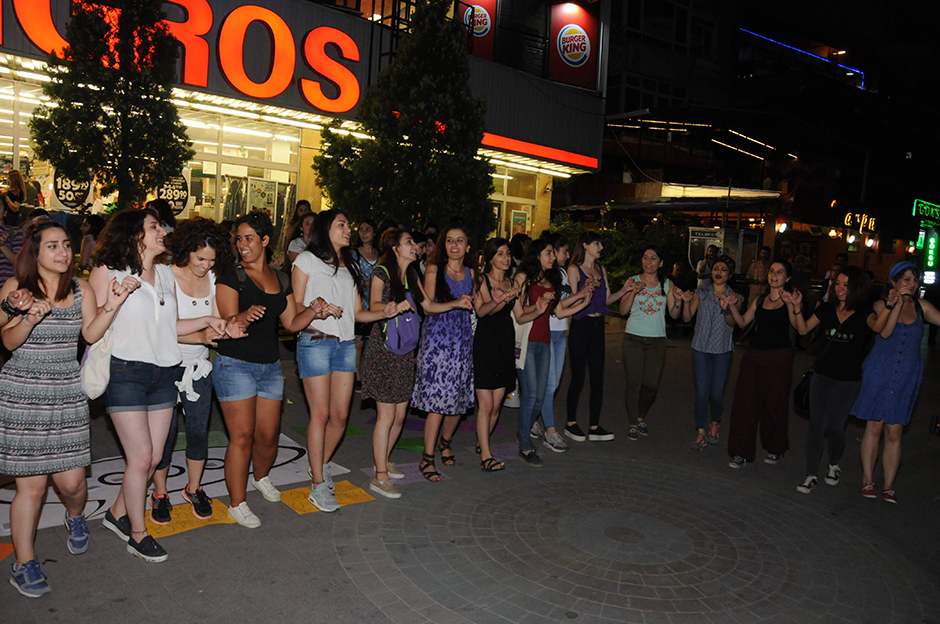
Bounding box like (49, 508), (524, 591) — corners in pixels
(481, 457), (505, 472)
(419, 452), (442, 482)
(439, 435), (456, 466)
(475, 442), (481, 455)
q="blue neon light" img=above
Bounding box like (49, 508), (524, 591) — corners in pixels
(740, 28), (866, 90)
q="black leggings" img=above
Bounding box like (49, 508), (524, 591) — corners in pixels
(566, 316), (605, 428)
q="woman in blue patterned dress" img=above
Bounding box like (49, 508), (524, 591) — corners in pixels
(353, 219), (378, 387)
(851, 262), (940, 504)
(0, 221), (133, 597)
(413, 223), (475, 481)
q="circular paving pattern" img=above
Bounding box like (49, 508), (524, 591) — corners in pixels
(334, 457), (940, 624)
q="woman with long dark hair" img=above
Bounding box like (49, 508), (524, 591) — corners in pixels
(725, 260), (798, 468)
(292, 210), (362, 511)
(0, 221), (131, 596)
(286, 212), (315, 265)
(216, 211), (322, 528)
(92, 209), (231, 562)
(353, 219), (379, 389)
(564, 232), (630, 443)
(150, 219), (238, 523)
(78, 214), (104, 270)
(679, 255), (742, 450)
(513, 239), (592, 465)
(846, 262), (940, 503)
(618, 245), (684, 441)
(413, 222), (476, 481)
(473, 237), (520, 471)
(788, 266), (872, 493)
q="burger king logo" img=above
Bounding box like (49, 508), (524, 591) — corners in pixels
(557, 24), (591, 67)
(463, 5), (491, 37)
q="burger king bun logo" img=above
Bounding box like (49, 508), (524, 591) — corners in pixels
(557, 24), (591, 67)
(463, 5), (491, 37)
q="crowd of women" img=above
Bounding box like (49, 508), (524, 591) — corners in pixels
(1, 205), (935, 599)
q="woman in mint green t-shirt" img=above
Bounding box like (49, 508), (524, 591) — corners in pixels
(618, 245), (684, 441)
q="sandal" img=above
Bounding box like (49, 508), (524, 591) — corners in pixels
(419, 452), (442, 482)
(475, 442), (481, 455)
(481, 457), (505, 472)
(439, 435), (456, 466)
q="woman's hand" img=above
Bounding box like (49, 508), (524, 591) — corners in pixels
(623, 278), (637, 294)
(8, 288), (34, 314)
(680, 289), (694, 302)
(223, 317), (248, 339)
(535, 294), (552, 315)
(205, 316), (229, 337)
(105, 278), (132, 309)
(491, 288), (508, 304)
(24, 299), (51, 325)
(451, 294), (473, 311)
(120, 276), (141, 294)
(243, 304), (266, 322)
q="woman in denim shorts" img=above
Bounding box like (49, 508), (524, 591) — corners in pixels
(291, 210), (364, 513)
(215, 212), (323, 528)
(92, 210), (231, 563)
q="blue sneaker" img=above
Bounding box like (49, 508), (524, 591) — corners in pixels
(64, 511), (89, 555)
(10, 560), (50, 598)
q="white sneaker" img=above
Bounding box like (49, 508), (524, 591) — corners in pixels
(796, 476), (817, 494)
(250, 476), (281, 502)
(306, 466), (336, 492)
(529, 420), (545, 439)
(370, 477), (402, 499)
(309, 482), (340, 512)
(825, 464), (841, 486)
(227, 502), (261, 528)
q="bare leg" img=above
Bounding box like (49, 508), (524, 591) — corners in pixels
(373, 402), (396, 478)
(882, 423), (903, 491)
(387, 403), (408, 463)
(10, 475), (47, 563)
(423, 412), (443, 456)
(110, 408), (174, 535)
(50, 467), (88, 519)
(439, 415), (460, 463)
(476, 389), (494, 458)
(303, 375), (332, 485)
(860, 420), (883, 485)
(219, 397), (257, 507)
(251, 398), (282, 479)
(152, 467), (169, 497)
(324, 372), (354, 464)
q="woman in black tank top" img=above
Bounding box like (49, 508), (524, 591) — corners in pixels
(725, 261), (799, 468)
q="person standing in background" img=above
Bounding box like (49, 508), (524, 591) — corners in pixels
(696, 245), (719, 289)
(746, 246), (772, 304)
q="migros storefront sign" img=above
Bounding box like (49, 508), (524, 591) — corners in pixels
(0, 0), (366, 114)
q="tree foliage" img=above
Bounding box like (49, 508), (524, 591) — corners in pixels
(314, 0), (494, 245)
(30, 0), (194, 210)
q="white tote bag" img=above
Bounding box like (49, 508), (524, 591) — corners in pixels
(80, 269), (116, 399)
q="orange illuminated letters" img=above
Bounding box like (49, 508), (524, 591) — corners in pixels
(12, 0), (68, 57)
(163, 0), (213, 88)
(218, 5), (295, 99)
(301, 27), (360, 114)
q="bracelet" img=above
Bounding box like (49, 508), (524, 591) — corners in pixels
(1, 297), (25, 317)
(884, 302), (895, 310)
(794, 309), (802, 315)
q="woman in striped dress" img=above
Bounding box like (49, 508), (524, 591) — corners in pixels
(0, 221), (133, 597)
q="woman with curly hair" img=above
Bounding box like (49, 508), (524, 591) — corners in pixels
(92, 209), (232, 563)
(0, 221), (132, 597)
(216, 212), (323, 527)
(150, 218), (238, 524)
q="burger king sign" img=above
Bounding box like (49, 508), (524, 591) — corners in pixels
(463, 5), (492, 37)
(556, 24), (591, 67)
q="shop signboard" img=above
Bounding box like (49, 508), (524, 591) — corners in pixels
(156, 172), (191, 214)
(50, 170), (93, 210)
(462, 0), (496, 61)
(548, 3), (598, 90)
(248, 178), (277, 214)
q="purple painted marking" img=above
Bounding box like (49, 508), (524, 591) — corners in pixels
(360, 463), (449, 485)
(457, 420), (504, 434)
(464, 442), (518, 462)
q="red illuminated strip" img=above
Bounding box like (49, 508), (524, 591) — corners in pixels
(482, 133), (597, 169)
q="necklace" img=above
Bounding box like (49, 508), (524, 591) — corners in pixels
(768, 294), (781, 302)
(153, 267), (165, 306)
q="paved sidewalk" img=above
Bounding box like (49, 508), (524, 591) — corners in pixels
(3, 333), (940, 623)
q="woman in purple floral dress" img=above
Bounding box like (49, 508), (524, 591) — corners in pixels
(413, 223), (475, 481)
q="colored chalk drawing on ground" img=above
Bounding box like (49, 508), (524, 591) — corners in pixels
(0, 543), (13, 563)
(359, 463), (449, 485)
(280, 481), (374, 515)
(0, 434), (327, 537)
(394, 437), (426, 451)
(464, 442), (519, 463)
(145, 499), (235, 539)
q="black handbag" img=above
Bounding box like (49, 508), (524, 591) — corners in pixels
(793, 316), (842, 415)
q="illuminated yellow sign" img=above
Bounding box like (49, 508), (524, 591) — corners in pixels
(843, 212), (876, 232)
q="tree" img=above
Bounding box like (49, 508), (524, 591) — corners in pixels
(30, 0), (194, 210)
(314, 0), (495, 245)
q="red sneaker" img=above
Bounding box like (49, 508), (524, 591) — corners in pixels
(861, 483), (877, 499)
(882, 489), (898, 504)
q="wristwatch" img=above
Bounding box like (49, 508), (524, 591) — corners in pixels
(884, 300), (896, 311)
(1, 297), (26, 317)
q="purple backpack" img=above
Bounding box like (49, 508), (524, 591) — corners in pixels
(380, 267), (421, 355)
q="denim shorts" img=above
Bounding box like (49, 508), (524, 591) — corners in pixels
(104, 358), (182, 414)
(296, 335), (357, 378)
(212, 354), (284, 402)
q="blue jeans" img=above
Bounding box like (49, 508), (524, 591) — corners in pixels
(541, 330), (567, 429)
(296, 335), (357, 378)
(156, 372), (212, 471)
(517, 341), (551, 453)
(692, 349), (734, 430)
(213, 354), (284, 402)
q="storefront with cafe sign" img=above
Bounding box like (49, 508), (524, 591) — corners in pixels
(912, 199), (940, 286)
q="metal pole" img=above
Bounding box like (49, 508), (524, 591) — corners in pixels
(721, 178), (729, 229)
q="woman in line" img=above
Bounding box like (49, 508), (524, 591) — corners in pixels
(216, 212), (323, 528)
(564, 232), (630, 443)
(849, 262), (940, 503)
(1, 170), (26, 226)
(724, 260), (798, 468)
(286, 212), (315, 265)
(353, 219), (379, 390)
(619, 245), (684, 441)
(413, 223), (476, 481)
(787, 266), (872, 493)
(292, 210), (361, 512)
(679, 256), (742, 449)
(92, 210), (230, 562)
(361, 229), (462, 494)
(150, 219), (237, 523)
(1, 221), (131, 597)
(514, 239), (592, 466)
(78, 215), (104, 271)
(473, 238), (519, 471)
